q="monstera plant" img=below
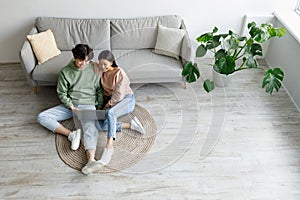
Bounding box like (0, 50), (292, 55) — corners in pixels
(182, 21), (286, 94)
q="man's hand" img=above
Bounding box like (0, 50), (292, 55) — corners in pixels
(70, 106), (78, 111)
(103, 103), (110, 110)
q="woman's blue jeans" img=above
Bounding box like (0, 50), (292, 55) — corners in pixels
(96, 94), (135, 139)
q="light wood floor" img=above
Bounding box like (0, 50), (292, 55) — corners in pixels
(1, 61), (300, 199)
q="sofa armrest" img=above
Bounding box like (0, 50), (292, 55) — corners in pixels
(19, 27), (38, 87)
(180, 20), (193, 67)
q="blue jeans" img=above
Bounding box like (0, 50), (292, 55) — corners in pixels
(37, 104), (99, 150)
(96, 94), (135, 139)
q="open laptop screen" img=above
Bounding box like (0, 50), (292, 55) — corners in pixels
(74, 109), (106, 120)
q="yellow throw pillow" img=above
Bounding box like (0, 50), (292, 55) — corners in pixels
(27, 29), (61, 64)
(153, 25), (186, 60)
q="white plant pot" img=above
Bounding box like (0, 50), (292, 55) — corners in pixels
(212, 70), (233, 87)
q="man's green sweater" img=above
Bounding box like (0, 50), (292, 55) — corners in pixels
(57, 60), (103, 108)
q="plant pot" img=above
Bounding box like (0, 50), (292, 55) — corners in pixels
(212, 70), (233, 87)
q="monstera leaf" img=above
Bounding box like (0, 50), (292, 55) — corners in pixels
(196, 44), (207, 57)
(182, 62), (200, 83)
(262, 68), (284, 94)
(203, 80), (215, 93)
(248, 22), (286, 43)
(214, 55), (236, 75)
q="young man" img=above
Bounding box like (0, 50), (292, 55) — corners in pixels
(37, 44), (103, 151)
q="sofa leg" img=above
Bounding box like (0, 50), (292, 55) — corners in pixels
(184, 81), (187, 89)
(33, 86), (38, 94)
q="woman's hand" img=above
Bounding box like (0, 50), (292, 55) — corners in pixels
(91, 61), (98, 66)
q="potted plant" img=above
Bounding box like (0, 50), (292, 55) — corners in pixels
(182, 21), (286, 94)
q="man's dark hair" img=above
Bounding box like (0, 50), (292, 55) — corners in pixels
(71, 44), (94, 60)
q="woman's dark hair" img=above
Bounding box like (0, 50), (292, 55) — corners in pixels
(72, 44), (94, 60)
(98, 50), (118, 67)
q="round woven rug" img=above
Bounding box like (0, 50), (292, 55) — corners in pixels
(55, 104), (157, 173)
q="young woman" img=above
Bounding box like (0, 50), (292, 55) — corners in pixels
(81, 50), (145, 175)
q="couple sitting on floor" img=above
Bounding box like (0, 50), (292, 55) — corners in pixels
(37, 44), (145, 175)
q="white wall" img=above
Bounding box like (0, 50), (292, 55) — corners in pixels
(266, 17), (300, 111)
(0, 0), (297, 62)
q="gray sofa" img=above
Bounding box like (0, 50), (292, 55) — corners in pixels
(20, 15), (192, 92)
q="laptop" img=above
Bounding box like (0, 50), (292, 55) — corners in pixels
(74, 109), (106, 120)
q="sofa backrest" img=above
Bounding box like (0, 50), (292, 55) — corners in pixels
(110, 15), (182, 49)
(35, 17), (110, 51)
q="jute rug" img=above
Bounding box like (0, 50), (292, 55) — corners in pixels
(55, 104), (157, 173)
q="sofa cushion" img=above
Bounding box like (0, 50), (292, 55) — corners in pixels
(111, 15), (182, 49)
(32, 51), (73, 82)
(27, 29), (61, 65)
(36, 17), (110, 51)
(112, 49), (183, 83)
(153, 25), (186, 60)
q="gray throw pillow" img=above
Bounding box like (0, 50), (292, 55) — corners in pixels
(153, 25), (185, 60)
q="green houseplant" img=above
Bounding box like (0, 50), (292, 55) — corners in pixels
(182, 22), (286, 94)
